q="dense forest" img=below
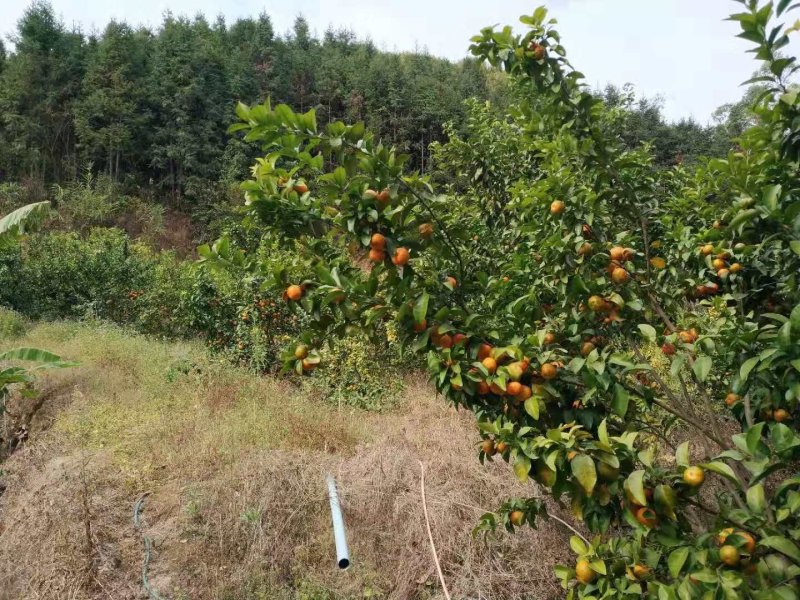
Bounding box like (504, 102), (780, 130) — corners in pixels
(0, 1), (748, 212)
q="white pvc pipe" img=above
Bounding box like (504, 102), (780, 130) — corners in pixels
(326, 474), (350, 570)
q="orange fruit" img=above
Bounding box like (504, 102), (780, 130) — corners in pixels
(719, 545), (740, 567)
(489, 382), (504, 395)
(370, 233), (386, 249)
(623, 247), (636, 260)
(438, 334), (453, 349)
(368, 248), (385, 263)
(730, 262), (742, 273)
(293, 182), (309, 194)
(301, 358), (317, 371)
(713, 220), (722, 229)
(575, 559), (596, 584)
(701, 244), (714, 256)
(705, 282), (719, 295)
(495, 441), (508, 454)
(718, 268), (730, 279)
(550, 200), (565, 215)
(631, 564), (650, 579)
(588, 295), (607, 312)
(661, 343), (676, 356)
(725, 393), (739, 407)
(609, 246), (626, 261)
(481, 439), (496, 456)
(516, 384), (532, 401)
(716, 529), (755, 553)
(712, 258), (726, 270)
(392, 247), (410, 266)
(364, 188), (378, 200)
(482, 357), (498, 374)
(567, 450), (578, 461)
(650, 256), (666, 269)
(510, 510), (525, 526)
(611, 267), (629, 284)
(453, 333), (467, 345)
(578, 242), (593, 256)
(377, 188), (390, 203)
(683, 466), (705, 487)
(419, 222), (434, 238)
(540, 362), (558, 380)
(477, 381), (490, 395)
(774, 408), (791, 422)
(412, 319), (427, 333)
(445, 276), (457, 288)
(294, 344), (309, 360)
(506, 381), (522, 396)
(544, 332), (556, 345)
(581, 341), (595, 357)
(286, 285), (303, 301)
(477, 343), (493, 361)
(634, 506), (657, 528)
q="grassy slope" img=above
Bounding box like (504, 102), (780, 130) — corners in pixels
(0, 320), (573, 600)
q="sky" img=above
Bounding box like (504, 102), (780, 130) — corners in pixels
(1, 0), (798, 123)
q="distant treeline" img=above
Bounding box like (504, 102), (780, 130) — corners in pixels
(0, 2), (503, 201)
(0, 2), (752, 205)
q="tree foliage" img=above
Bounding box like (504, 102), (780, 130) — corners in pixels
(0, 1), (501, 197)
(204, 1), (800, 597)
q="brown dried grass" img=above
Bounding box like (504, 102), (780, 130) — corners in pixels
(0, 323), (575, 599)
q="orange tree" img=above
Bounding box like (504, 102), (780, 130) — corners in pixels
(203, 1), (800, 597)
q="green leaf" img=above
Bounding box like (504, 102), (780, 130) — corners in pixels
(625, 470), (647, 506)
(675, 442), (690, 467)
(668, 547), (689, 578)
(655, 484), (678, 520)
(524, 397), (540, 420)
(571, 454), (597, 494)
(759, 536), (800, 562)
(570, 535), (588, 555)
(790, 240), (800, 256)
(638, 324), (657, 342)
(740, 356), (759, 382)
(0, 347), (67, 364)
(700, 461), (741, 486)
(413, 293), (429, 325)
(514, 455), (532, 483)
(692, 356), (712, 382)
(0, 201), (50, 238)
(746, 483), (766, 514)
(612, 384), (630, 417)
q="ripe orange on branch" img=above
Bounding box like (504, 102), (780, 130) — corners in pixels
(550, 199), (565, 215)
(286, 285), (303, 301)
(370, 233), (386, 249)
(392, 247), (410, 266)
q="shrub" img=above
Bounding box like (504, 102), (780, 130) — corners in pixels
(0, 308), (26, 340)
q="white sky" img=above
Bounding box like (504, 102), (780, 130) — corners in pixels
(2, 0), (798, 123)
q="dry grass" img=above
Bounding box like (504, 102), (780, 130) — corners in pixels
(0, 322), (574, 600)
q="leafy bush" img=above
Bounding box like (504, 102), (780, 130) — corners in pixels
(306, 327), (405, 410)
(0, 308), (26, 340)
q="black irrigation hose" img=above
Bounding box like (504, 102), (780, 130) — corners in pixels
(133, 492), (168, 600)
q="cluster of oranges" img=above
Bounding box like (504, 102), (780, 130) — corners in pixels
(364, 187), (391, 204)
(367, 232), (410, 266)
(587, 294), (621, 325)
(700, 244), (742, 280)
(608, 246), (634, 284)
